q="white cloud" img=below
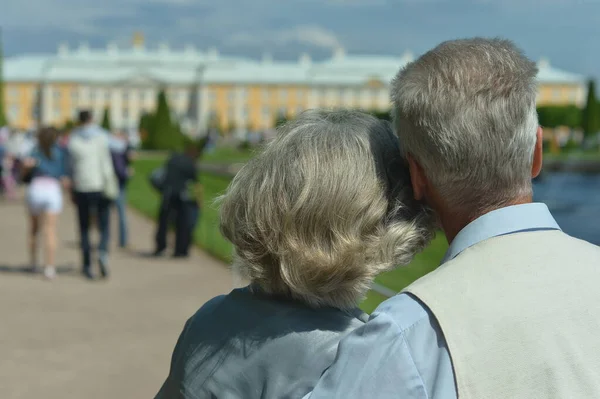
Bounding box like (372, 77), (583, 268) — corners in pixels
(226, 25), (342, 50)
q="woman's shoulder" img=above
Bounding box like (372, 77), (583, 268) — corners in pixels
(176, 287), (368, 369)
(186, 286), (367, 332)
(171, 288), (367, 398)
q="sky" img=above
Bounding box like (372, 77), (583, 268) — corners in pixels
(1, 0), (599, 77)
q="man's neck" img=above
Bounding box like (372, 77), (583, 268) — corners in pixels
(440, 196), (533, 244)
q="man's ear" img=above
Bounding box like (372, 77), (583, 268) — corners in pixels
(407, 154), (427, 201)
(531, 126), (543, 179)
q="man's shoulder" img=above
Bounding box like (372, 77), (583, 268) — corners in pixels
(372, 293), (432, 332)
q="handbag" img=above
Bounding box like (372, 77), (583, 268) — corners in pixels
(103, 170), (119, 201)
(102, 150), (119, 201)
(149, 167), (166, 192)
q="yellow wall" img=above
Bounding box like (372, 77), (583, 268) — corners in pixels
(4, 82), (81, 129)
(3, 80), (585, 131)
(49, 83), (79, 125)
(208, 84), (310, 131)
(537, 83), (581, 106)
(4, 82), (38, 129)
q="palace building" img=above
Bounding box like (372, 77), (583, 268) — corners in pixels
(3, 34), (588, 133)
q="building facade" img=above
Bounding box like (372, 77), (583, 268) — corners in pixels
(3, 37), (588, 134)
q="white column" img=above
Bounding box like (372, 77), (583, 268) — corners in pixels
(198, 85), (210, 133)
(307, 86), (319, 109)
(42, 85), (53, 126)
(378, 88), (390, 110)
(130, 87), (140, 130)
(110, 86), (123, 129)
(233, 86), (243, 139)
(577, 84), (587, 108)
(78, 85), (88, 111)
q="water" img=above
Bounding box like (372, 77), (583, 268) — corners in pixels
(533, 172), (600, 245)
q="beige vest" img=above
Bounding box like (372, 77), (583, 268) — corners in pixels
(405, 230), (600, 399)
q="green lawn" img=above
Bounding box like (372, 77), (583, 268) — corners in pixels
(375, 234), (447, 292)
(128, 156), (447, 312)
(202, 147), (257, 164)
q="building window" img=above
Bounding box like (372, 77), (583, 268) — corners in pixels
(169, 90), (179, 103)
(262, 106), (270, 120)
(228, 91), (236, 102)
(297, 90), (304, 101)
(239, 88), (248, 99)
(8, 105), (19, 121)
(123, 108), (129, 121)
(343, 88), (354, 104)
(279, 89), (288, 101)
(569, 90), (578, 102)
(53, 89), (61, 100)
(552, 89), (560, 100)
(94, 89), (105, 102)
(8, 88), (18, 101)
(123, 91), (129, 103)
(71, 89), (79, 103)
(262, 89), (270, 101)
(53, 107), (61, 119)
(361, 88), (371, 103)
(241, 107), (249, 121)
(104, 90), (110, 101)
(327, 88), (337, 103)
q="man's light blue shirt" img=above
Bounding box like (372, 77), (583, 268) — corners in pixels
(306, 203), (561, 399)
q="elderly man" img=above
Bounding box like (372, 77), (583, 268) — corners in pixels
(305, 38), (600, 398)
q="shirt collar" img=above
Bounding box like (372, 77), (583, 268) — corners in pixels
(441, 203), (561, 264)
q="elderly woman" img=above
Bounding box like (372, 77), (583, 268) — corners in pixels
(155, 109), (434, 399)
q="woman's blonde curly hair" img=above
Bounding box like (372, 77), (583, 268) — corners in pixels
(219, 109), (435, 309)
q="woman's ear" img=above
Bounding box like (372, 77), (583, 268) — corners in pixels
(407, 154), (427, 201)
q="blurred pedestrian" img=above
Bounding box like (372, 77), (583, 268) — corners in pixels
(21, 127), (69, 279)
(152, 142), (203, 258)
(109, 130), (135, 248)
(68, 110), (119, 279)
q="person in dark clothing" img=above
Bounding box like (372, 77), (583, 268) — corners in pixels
(109, 130), (134, 248)
(153, 144), (202, 258)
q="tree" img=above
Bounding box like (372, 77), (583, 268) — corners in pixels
(151, 89), (184, 151)
(582, 79), (600, 137)
(0, 28), (7, 127)
(101, 107), (111, 131)
(274, 111), (289, 128)
(370, 110), (391, 121)
(62, 119), (75, 131)
(138, 112), (155, 149)
(537, 106), (581, 129)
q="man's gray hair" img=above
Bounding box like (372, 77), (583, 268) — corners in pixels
(219, 109), (434, 309)
(391, 38), (539, 214)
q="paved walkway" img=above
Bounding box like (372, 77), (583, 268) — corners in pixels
(0, 195), (238, 399)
